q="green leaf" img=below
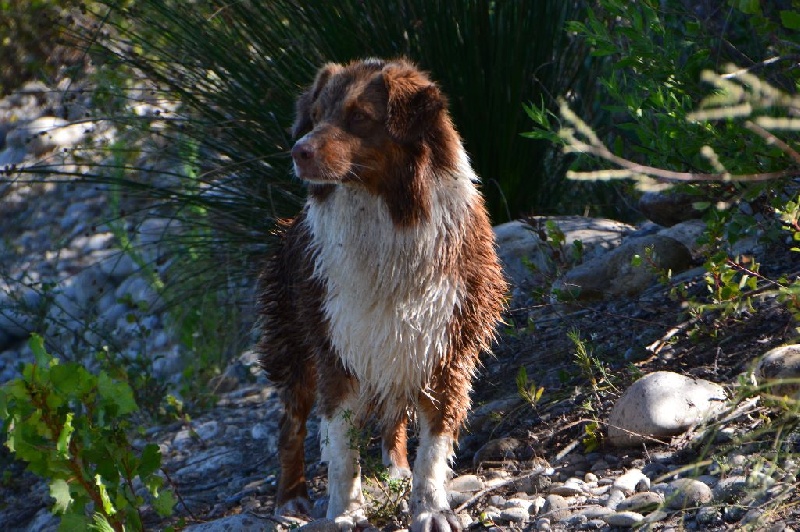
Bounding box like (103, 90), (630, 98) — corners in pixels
(50, 364), (89, 397)
(97, 372), (138, 416)
(59, 513), (90, 532)
(780, 10), (800, 30)
(139, 443), (162, 480)
(731, 0), (761, 15)
(56, 413), (75, 459)
(95, 475), (116, 517)
(29, 334), (49, 367)
(50, 478), (73, 514)
(153, 489), (177, 517)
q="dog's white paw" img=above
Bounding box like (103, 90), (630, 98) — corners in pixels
(333, 509), (371, 531)
(275, 496), (313, 517)
(410, 509), (462, 532)
(387, 465), (412, 479)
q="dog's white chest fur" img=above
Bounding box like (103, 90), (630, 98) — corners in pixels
(304, 174), (478, 404)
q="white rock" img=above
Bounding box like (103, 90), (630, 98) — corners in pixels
(549, 477), (586, 496)
(554, 235), (692, 300)
(494, 217), (633, 304)
(662, 478), (713, 510)
(604, 511), (644, 527)
(613, 468), (648, 495)
(447, 474), (484, 493)
(499, 506), (530, 523)
(754, 344), (800, 397)
(607, 371), (728, 447)
(0, 147), (26, 166)
(616, 492), (664, 513)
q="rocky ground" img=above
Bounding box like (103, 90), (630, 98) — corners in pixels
(2, 79), (800, 532)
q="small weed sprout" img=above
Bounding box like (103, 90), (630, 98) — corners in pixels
(516, 366), (545, 409)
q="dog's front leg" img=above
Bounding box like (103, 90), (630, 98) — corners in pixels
(411, 395), (463, 532)
(322, 391), (368, 529)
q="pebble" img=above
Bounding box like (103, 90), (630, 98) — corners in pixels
(448, 474), (484, 493)
(616, 491), (664, 513)
(499, 506), (530, 523)
(604, 510), (645, 527)
(541, 494), (570, 521)
(661, 478), (713, 510)
(613, 468), (648, 494)
(550, 477), (586, 496)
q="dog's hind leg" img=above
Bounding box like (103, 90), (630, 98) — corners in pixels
(273, 362), (316, 517)
(382, 413), (412, 479)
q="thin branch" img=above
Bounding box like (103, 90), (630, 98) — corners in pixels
(745, 120), (800, 166)
(559, 100), (800, 184)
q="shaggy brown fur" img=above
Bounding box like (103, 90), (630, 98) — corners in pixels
(257, 58), (506, 531)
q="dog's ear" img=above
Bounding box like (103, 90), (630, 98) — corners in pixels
(291, 62), (342, 139)
(382, 62), (446, 143)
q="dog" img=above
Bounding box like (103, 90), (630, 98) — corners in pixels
(257, 58), (506, 531)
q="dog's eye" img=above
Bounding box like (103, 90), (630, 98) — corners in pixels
(311, 107), (322, 124)
(350, 110), (368, 123)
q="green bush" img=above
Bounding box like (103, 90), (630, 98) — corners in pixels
(0, 335), (175, 531)
(529, 0), (800, 325)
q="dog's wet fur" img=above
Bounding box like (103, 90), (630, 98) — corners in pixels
(257, 58), (506, 531)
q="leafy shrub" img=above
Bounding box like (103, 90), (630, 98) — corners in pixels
(529, 1), (800, 326)
(0, 335), (175, 531)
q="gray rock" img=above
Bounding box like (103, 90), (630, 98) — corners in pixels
(499, 506), (530, 523)
(657, 220), (707, 259)
(0, 147), (26, 166)
(604, 510), (645, 527)
(296, 519), (340, 531)
(639, 190), (705, 226)
(616, 492), (664, 513)
(554, 235), (692, 300)
(447, 474), (484, 493)
(696, 506), (721, 525)
(494, 217), (633, 304)
(608, 371), (728, 447)
(754, 344), (800, 397)
(473, 437), (522, 467)
(663, 478), (713, 510)
(96, 251), (138, 279)
(0, 286), (41, 339)
(183, 513), (280, 531)
(712, 475), (748, 502)
(541, 494), (571, 521)
(6, 116), (72, 155)
(577, 505), (614, 520)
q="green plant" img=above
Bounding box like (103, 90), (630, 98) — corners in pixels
(529, 0), (800, 334)
(516, 366), (545, 409)
(0, 335), (176, 531)
(568, 328), (616, 395)
(364, 473), (412, 527)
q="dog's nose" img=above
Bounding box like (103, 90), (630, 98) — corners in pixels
(291, 140), (314, 162)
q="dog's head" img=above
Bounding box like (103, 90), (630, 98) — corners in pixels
(290, 58), (461, 225)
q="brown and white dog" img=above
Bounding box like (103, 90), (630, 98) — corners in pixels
(257, 58), (506, 531)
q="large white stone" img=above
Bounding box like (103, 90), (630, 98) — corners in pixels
(608, 371), (728, 447)
(754, 344), (800, 397)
